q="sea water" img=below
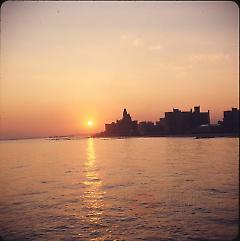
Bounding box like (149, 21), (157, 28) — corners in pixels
(0, 137), (238, 240)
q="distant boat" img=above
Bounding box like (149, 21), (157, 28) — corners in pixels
(195, 136), (215, 139)
(47, 136), (71, 141)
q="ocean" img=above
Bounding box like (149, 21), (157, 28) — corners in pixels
(0, 137), (238, 241)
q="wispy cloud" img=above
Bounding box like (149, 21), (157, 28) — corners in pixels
(121, 34), (144, 48)
(132, 38), (144, 47)
(190, 53), (230, 63)
(120, 34), (164, 52)
(148, 44), (163, 51)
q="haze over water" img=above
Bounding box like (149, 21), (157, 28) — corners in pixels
(0, 137), (238, 240)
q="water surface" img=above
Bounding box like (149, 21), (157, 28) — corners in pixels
(0, 137), (238, 240)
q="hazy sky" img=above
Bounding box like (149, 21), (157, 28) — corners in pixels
(0, 1), (239, 139)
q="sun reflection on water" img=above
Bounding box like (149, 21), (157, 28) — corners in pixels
(83, 138), (104, 227)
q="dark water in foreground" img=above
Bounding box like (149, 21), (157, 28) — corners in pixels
(0, 137), (238, 241)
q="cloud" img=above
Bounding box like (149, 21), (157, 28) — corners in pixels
(120, 34), (163, 51)
(149, 45), (163, 51)
(121, 34), (144, 48)
(190, 53), (230, 63)
(133, 38), (144, 47)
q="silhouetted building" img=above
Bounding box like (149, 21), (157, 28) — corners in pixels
(221, 108), (239, 132)
(93, 106), (238, 138)
(138, 121), (155, 135)
(193, 124), (223, 134)
(155, 106), (210, 134)
(105, 109), (139, 136)
(192, 106), (210, 129)
(194, 108), (239, 134)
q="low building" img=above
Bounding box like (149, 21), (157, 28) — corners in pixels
(193, 124), (223, 134)
(138, 121), (155, 135)
(222, 108), (239, 132)
(155, 106), (210, 134)
(191, 106), (210, 129)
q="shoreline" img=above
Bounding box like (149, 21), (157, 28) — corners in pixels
(0, 133), (238, 141)
(92, 132), (239, 139)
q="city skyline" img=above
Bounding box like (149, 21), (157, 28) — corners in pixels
(0, 105), (238, 140)
(95, 106), (239, 137)
(0, 1), (239, 139)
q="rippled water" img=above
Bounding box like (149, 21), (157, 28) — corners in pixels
(0, 137), (238, 241)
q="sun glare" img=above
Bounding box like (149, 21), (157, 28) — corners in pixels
(87, 120), (93, 126)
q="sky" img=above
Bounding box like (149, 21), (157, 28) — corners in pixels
(0, 1), (239, 139)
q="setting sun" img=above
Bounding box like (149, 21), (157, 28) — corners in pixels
(87, 120), (93, 127)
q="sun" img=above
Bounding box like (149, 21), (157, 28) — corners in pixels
(87, 120), (93, 126)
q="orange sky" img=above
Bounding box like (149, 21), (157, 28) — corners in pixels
(0, 1), (239, 139)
